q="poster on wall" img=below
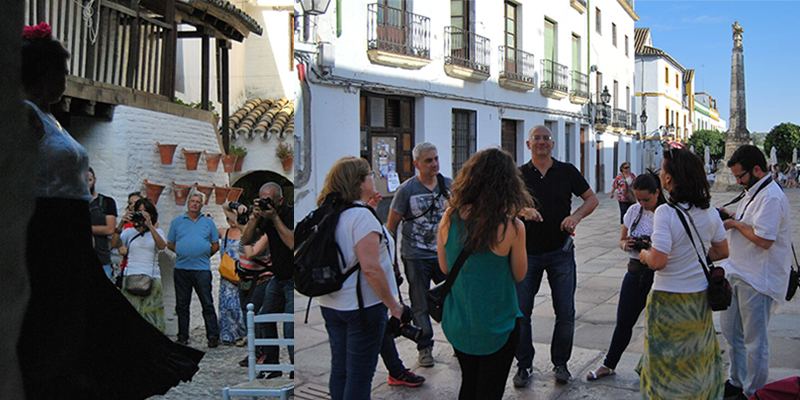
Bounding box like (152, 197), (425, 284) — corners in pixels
(371, 137), (397, 197)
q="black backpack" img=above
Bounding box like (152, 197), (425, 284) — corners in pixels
(294, 193), (383, 325)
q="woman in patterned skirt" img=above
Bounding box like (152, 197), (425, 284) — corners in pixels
(218, 207), (247, 345)
(637, 147), (729, 399)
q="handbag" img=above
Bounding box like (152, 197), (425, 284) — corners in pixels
(623, 179), (636, 203)
(218, 229), (239, 283)
(124, 230), (157, 297)
(786, 244), (799, 301)
(669, 203), (732, 311)
(426, 248), (470, 323)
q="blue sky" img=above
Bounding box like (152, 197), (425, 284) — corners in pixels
(634, 0), (800, 133)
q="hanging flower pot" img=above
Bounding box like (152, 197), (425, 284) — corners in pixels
(204, 151), (222, 172)
(234, 154), (245, 172)
(281, 156), (293, 172)
(172, 182), (192, 206)
(182, 149), (202, 171)
(213, 185), (233, 205)
(227, 187), (244, 203)
(143, 179), (165, 205)
(221, 154), (238, 173)
(156, 142), (178, 165)
(194, 183), (214, 205)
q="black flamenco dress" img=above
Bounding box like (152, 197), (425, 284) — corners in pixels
(18, 102), (204, 399)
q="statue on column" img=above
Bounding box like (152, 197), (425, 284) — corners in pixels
(733, 21), (743, 50)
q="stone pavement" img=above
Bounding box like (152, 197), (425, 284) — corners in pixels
(295, 188), (800, 400)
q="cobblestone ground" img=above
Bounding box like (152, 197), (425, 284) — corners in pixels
(149, 324), (293, 399)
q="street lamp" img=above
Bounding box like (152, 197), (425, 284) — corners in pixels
(600, 86), (611, 105)
(298, 0), (332, 15)
(639, 110), (647, 140)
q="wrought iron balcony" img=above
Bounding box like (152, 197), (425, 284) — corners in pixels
(444, 26), (491, 76)
(569, 70), (590, 104)
(595, 103), (611, 126)
(367, 3), (430, 66)
(613, 109), (629, 128)
(498, 46), (535, 91)
(541, 59), (569, 92)
(629, 113), (638, 131)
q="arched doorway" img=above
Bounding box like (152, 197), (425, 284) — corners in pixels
(231, 170), (294, 206)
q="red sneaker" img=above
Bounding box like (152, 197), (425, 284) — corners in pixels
(388, 369), (425, 387)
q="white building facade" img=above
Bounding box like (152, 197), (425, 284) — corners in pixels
(295, 0), (640, 219)
(694, 92), (727, 132)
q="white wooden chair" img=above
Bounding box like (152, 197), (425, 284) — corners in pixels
(222, 303), (294, 400)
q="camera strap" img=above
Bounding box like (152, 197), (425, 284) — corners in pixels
(667, 202), (714, 281)
(403, 173), (449, 222)
(629, 205), (644, 234)
(721, 176), (773, 220)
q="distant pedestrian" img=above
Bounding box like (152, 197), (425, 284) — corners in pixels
(588, 171), (664, 381)
(637, 147), (728, 399)
(167, 191), (221, 348)
(513, 125), (599, 387)
(88, 167), (118, 280)
(438, 148), (530, 400)
(610, 162), (636, 224)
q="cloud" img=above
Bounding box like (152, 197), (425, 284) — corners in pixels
(680, 15), (727, 24)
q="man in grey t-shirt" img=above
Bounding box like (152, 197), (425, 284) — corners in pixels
(387, 142), (451, 367)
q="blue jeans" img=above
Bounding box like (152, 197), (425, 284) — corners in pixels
(403, 257), (447, 350)
(603, 265), (654, 369)
(721, 275), (774, 397)
(618, 201), (633, 225)
(174, 269), (219, 342)
(260, 278), (294, 366)
(239, 276), (270, 355)
(380, 324), (406, 377)
(322, 303), (387, 400)
(515, 247), (576, 368)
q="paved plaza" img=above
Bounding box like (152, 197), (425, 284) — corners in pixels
(295, 188), (800, 400)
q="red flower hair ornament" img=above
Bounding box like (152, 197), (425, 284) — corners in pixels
(23, 22), (53, 41)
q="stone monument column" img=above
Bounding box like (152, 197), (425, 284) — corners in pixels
(714, 21), (753, 191)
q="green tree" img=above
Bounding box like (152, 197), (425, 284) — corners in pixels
(688, 129), (725, 163)
(764, 123), (800, 165)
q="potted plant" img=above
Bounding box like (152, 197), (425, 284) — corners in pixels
(231, 144), (248, 172)
(276, 142), (293, 172)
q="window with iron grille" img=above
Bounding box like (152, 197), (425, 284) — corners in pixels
(612, 23), (617, 47)
(452, 109), (477, 175)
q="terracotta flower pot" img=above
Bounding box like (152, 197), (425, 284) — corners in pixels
(227, 187), (244, 203)
(204, 151), (222, 172)
(143, 179), (165, 205)
(234, 154), (245, 172)
(194, 183), (214, 205)
(281, 156), (293, 172)
(222, 154), (238, 173)
(182, 149), (202, 171)
(172, 182), (192, 206)
(213, 185), (233, 205)
(156, 142), (178, 165)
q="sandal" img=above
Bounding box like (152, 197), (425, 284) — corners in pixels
(586, 365), (615, 381)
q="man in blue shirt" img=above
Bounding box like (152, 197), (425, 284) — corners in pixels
(167, 192), (221, 347)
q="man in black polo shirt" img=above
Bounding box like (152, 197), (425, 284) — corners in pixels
(512, 125), (598, 387)
(243, 182), (294, 378)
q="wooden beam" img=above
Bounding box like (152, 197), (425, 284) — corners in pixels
(160, 0), (177, 99)
(219, 39), (230, 153)
(201, 32), (210, 110)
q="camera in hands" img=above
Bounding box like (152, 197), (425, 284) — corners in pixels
(228, 201), (252, 225)
(131, 211), (146, 225)
(631, 236), (652, 251)
(387, 305), (422, 343)
(717, 208), (733, 221)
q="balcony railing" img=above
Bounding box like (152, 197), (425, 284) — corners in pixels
(612, 109), (628, 128)
(595, 103), (611, 126)
(629, 114), (638, 131)
(570, 70), (589, 99)
(499, 46), (535, 84)
(367, 3), (430, 59)
(541, 59), (569, 93)
(25, 0), (176, 96)
(444, 26), (490, 74)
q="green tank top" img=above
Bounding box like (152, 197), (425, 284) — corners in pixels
(442, 214), (522, 356)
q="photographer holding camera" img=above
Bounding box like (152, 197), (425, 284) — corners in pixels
(241, 182), (294, 378)
(718, 145), (793, 400)
(588, 171), (664, 381)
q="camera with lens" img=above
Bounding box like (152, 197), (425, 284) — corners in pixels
(631, 236), (652, 251)
(131, 211), (146, 225)
(717, 208), (733, 221)
(256, 197), (274, 210)
(228, 201), (253, 225)
(387, 305), (422, 343)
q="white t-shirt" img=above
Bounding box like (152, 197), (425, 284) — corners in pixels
(317, 206), (398, 311)
(650, 203), (726, 293)
(121, 227), (164, 278)
(623, 203), (655, 260)
(722, 175), (792, 304)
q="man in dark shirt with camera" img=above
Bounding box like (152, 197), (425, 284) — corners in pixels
(513, 126), (598, 387)
(242, 182), (294, 378)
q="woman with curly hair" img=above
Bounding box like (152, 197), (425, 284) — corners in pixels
(437, 148), (532, 400)
(636, 147), (729, 399)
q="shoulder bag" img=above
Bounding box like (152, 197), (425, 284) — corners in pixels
(623, 179), (637, 203)
(668, 203), (731, 311)
(427, 248), (471, 323)
(218, 229), (239, 283)
(125, 231), (157, 297)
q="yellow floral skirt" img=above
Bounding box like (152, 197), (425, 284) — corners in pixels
(122, 277), (166, 334)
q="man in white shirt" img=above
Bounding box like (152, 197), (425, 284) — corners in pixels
(719, 145), (793, 400)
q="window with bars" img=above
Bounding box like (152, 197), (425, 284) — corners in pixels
(595, 8), (601, 34)
(452, 109), (477, 175)
(625, 35), (629, 57)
